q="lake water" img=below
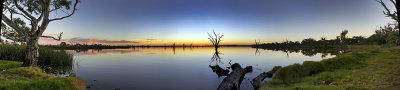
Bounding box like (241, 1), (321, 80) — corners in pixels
(66, 47), (335, 90)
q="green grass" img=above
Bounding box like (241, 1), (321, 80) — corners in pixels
(0, 60), (85, 90)
(261, 46), (400, 90)
(0, 45), (73, 68)
(0, 60), (23, 70)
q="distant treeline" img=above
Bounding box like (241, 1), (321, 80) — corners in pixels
(253, 24), (399, 48)
(252, 36), (366, 48)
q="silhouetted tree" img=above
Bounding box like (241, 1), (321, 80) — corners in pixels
(208, 30), (223, 51)
(368, 23), (399, 45)
(376, 0), (398, 39)
(340, 30), (348, 46)
(2, 0), (79, 66)
(301, 38), (316, 46)
(377, 0), (398, 21)
(255, 39), (260, 46)
(59, 42), (67, 46)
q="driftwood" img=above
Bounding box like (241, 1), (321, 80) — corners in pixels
(209, 65), (230, 77)
(251, 66), (282, 89)
(217, 63), (252, 90)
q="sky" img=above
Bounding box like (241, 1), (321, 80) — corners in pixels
(38, 0), (396, 45)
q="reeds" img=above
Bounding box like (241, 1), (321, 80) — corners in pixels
(0, 45), (73, 67)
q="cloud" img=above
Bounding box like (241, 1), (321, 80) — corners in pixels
(68, 37), (140, 44)
(146, 39), (157, 41)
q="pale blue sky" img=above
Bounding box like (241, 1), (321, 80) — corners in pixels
(40, 0), (396, 45)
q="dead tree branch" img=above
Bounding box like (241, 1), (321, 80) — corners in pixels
(377, 0), (398, 21)
(40, 32), (63, 41)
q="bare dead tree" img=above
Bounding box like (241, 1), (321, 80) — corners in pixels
(208, 30), (224, 50)
(2, 0), (79, 66)
(377, 0), (398, 22)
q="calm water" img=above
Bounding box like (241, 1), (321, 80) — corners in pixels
(66, 47), (335, 90)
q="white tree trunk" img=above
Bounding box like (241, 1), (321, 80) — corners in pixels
(22, 37), (39, 66)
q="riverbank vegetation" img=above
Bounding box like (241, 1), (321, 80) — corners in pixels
(0, 45), (73, 72)
(0, 60), (85, 90)
(260, 46), (400, 89)
(253, 23), (399, 48)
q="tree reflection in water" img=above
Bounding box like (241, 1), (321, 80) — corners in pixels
(254, 47), (346, 57)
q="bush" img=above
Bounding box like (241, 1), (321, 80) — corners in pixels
(273, 64), (306, 83)
(302, 61), (325, 75)
(272, 52), (369, 84)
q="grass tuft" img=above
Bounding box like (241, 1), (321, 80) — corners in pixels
(0, 60), (85, 90)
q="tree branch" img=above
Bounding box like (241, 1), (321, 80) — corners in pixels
(377, 0), (398, 21)
(36, 0), (51, 35)
(49, 7), (62, 12)
(2, 13), (25, 34)
(13, 0), (36, 21)
(40, 32), (63, 41)
(49, 0), (78, 21)
(390, 0), (396, 6)
(4, 6), (32, 21)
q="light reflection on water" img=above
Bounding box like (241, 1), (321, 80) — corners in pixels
(67, 47), (335, 90)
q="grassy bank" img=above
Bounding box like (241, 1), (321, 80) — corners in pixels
(0, 45), (73, 68)
(0, 60), (85, 90)
(261, 45), (400, 89)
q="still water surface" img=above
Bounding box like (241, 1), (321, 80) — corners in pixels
(67, 47), (335, 90)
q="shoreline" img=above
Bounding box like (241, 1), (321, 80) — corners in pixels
(261, 46), (400, 89)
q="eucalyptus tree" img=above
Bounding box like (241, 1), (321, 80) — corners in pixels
(2, 0), (79, 66)
(1, 18), (28, 44)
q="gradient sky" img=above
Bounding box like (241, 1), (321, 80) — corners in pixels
(39, 0), (396, 45)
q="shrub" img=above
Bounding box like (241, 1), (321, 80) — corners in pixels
(272, 52), (369, 84)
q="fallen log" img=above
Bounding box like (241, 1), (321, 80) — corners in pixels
(251, 66), (282, 89)
(209, 65), (230, 77)
(217, 63), (252, 90)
